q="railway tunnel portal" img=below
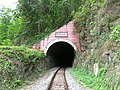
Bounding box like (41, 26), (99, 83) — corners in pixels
(32, 21), (80, 67)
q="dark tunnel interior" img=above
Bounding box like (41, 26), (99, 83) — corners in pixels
(46, 41), (75, 67)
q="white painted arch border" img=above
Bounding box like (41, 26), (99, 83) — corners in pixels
(44, 39), (77, 55)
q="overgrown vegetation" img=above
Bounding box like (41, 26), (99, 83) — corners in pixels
(72, 0), (120, 90)
(0, 0), (119, 89)
(0, 0), (82, 46)
(0, 46), (45, 90)
(0, 0), (82, 89)
(71, 67), (120, 90)
(0, 8), (23, 45)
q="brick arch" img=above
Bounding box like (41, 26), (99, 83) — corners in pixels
(32, 21), (81, 54)
(44, 39), (77, 55)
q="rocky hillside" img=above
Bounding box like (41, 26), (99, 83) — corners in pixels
(71, 0), (120, 89)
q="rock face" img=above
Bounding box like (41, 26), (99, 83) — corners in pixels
(75, 0), (120, 67)
(74, 0), (120, 89)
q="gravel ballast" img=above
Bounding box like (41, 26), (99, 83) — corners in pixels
(19, 68), (92, 90)
(65, 68), (92, 90)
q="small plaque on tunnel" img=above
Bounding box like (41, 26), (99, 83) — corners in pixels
(55, 32), (68, 37)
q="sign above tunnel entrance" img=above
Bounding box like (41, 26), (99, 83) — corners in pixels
(55, 32), (68, 37)
(32, 21), (81, 54)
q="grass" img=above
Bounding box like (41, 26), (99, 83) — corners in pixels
(70, 67), (120, 90)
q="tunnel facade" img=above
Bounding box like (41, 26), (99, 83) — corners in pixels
(32, 21), (80, 67)
(46, 41), (75, 67)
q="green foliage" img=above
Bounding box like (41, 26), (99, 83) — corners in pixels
(0, 46), (44, 90)
(0, 8), (24, 45)
(71, 67), (120, 90)
(0, 39), (13, 45)
(115, 44), (120, 61)
(17, 0), (81, 45)
(109, 25), (120, 42)
(0, 59), (17, 89)
(109, 25), (120, 61)
(116, 74), (120, 90)
(72, 0), (120, 90)
(26, 28), (55, 46)
(74, 0), (106, 36)
(0, 0), (82, 45)
(0, 46), (44, 63)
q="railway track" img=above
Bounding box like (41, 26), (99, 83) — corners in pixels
(47, 67), (69, 90)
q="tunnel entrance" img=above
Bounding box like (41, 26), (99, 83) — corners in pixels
(46, 41), (75, 67)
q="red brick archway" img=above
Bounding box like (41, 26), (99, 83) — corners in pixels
(32, 21), (80, 54)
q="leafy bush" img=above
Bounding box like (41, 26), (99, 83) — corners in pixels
(110, 25), (120, 42)
(0, 39), (13, 46)
(0, 8), (24, 45)
(109, 25), (120, 61)
(0, 46), (45, 90)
